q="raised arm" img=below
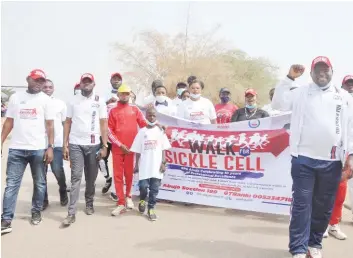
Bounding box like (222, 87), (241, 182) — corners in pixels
(271, 64), (304, 111)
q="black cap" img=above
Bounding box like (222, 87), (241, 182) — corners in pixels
(220, 88), (231, 94)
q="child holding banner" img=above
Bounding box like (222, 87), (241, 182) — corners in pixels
(130, 107), (171, 221)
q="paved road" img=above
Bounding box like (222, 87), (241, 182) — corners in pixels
(1, 140), (353, 258)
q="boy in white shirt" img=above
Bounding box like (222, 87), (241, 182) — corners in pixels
(130, 107), (171, 221)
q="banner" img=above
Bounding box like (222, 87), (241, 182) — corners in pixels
(133, 112), (293, 215)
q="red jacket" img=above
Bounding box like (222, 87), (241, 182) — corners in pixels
(108, 102), (147, 154)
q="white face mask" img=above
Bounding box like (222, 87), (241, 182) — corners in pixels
(156, 95), (167, 103)
(74, 90), (81, 95)
(190, 93), (201, 99)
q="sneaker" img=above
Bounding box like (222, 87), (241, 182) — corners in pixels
(328, 224), (347, 240)
(138, 200), (146, 214)
(62, 215), (76, 226)
(60, 191), (69, 206)
(323, 226), (329, 238)
(148, 209), (157, 221)
(66, 185), (71, 192)
(292, 254), (306, 258)
(308, 247), (322, 258)
(41, 200), (49, 211)
(102, 177), (112, 194)
(126, 197), (134, 209)
(85, 205), (95, 215)
(1, 220), (12, 235)
(111, 205), (127, 216)
(110, 192), (118, 202)
(31, 212), (42, 225)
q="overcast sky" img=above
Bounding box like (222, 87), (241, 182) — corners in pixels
(2, 1), (353, 101)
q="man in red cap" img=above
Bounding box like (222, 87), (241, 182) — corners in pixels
(108, 84), (147, 216)
(322, 75), (353, 240)
(1, 69), (55, 234)
(62, 73), (108, 226)
(272, 57), (353, 258)
(231, 88), (269, 122)
(106, 72), (123, 105)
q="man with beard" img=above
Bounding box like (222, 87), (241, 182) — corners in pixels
(42, 79), (68, 210)
(272, 57), (353, 258)
(62, 73), (108, 226)
(1, 69), (54, 234)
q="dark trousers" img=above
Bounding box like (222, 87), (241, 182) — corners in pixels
(44, 147), (67, 202)
(139, 178), (161, 209)
(68, 144), (100, 215)
(2, 149), (46, 221)
(289, 155), (342, 255)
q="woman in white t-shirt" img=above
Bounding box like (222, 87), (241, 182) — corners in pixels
(177, 79), (217, 124)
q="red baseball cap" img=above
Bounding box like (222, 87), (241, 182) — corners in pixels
(74, 83), (80, 89)
(80, 73), (94, 82)
(311, 56), (332, 70)
(28, 69), (46, 79)
(111, 72), (122, 79)
(342, 75), (353, 85)
(245, 88), (257, 96)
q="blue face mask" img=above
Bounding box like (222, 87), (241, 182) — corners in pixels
(190, 93), (201, 99)
(220, 96), (230, 103)
(147, 120), (157, 126)
(246, 104), (256, 109)
(177, 88), (186, 96)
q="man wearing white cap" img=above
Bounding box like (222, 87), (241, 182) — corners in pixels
(272, 56), (353, 258)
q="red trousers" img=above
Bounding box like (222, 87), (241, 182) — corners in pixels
(112, 151), (134, 206)
(329, 180), (347, 225)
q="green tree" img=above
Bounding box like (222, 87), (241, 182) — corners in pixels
(113, 27), (278, 106)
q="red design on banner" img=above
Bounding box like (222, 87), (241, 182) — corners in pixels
(166, 127), (289, 157)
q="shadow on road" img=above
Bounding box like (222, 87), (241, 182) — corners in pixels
(136, 238), (291, 258)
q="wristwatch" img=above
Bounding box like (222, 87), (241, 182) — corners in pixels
(47, 144), (54, 149)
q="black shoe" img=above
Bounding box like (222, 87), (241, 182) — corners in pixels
(147, 209), (157, 221)
(85, 205), (95, 215)
(138, 200), (146, 214)
(60, 191), (69, 206)
(31, 212), (42, 225)
(102, 177), (112, 194)
(1, 220), (12, 235)
(110, 192), (118, 202)
(41, 200), (49, 211)
(62, 215), (76, 226)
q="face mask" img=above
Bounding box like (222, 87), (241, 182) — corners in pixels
(177, 88), (186, 96)
(155, 95), (167, 103)
(147, 120), (158, 126)
(220, 96), (230, 103)
(74, 90), (81, 95)
(246, 104), (256, 109)
(190, 93), (201, 99)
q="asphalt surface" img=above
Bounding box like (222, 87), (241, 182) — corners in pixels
(1, 138), (353, 258)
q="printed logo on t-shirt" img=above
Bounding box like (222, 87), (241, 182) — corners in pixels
(19, 108), (37, 120)
(190, 111), (204, 120)
(91, 103), (99, 108)
(144, 140), (158, 150)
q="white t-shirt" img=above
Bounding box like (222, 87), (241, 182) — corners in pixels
(130, 126), (171, 180)
(262, 103), (282, 117)
(6, 91), (55, 150)
(177, 97), (217, 124)
(67, 93), (108, 145)
(50, 97), (67, 147)
(172, 97), (183, 108)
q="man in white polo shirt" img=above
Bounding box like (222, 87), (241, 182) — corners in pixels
(272, 56), (353, 258)
(1, 69), (55, 234)
(42, 79), (68, 210)
(62, 73), (108, 226)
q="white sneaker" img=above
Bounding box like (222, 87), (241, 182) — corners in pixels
(323, 226), (329, 238)
(308, 247), (322, 258)
(111, 205), (127, 216)
(126, 197), (134, 209)
(328, 224), (347, 240)
(292, 254), (306, 258)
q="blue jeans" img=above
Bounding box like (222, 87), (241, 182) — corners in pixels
(139, 178), (161, 209)
(1, 149), (46, 221)
(44, 147), (67, 201)
(289, 155), (342, 255)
